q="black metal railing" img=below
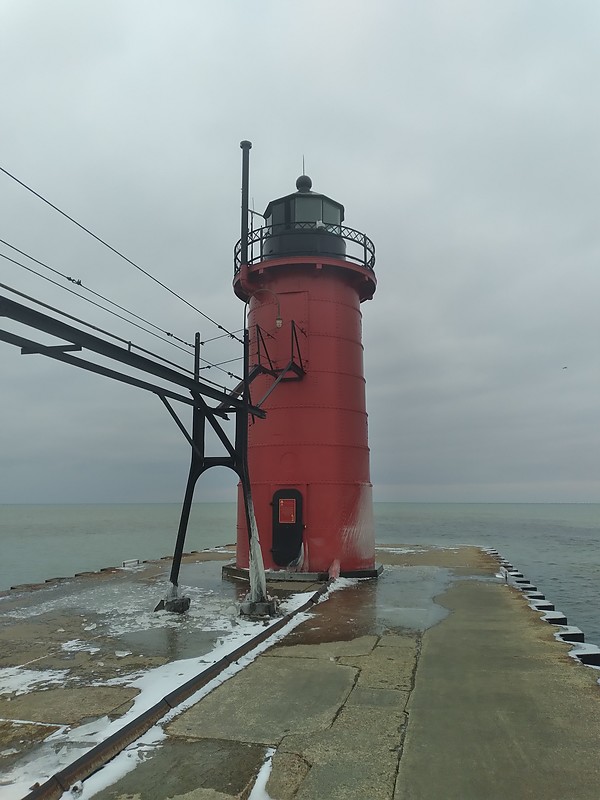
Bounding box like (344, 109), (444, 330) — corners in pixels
(234, 222), (376, 274)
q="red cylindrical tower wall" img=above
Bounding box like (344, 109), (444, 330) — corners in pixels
(234, 254), (376, 574)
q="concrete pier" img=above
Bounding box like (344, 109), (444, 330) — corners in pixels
(1, 545), (599, 799)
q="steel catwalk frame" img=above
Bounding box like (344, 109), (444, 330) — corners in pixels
(0, 293), (266, 591)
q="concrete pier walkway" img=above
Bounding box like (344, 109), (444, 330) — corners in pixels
(1, 545), (599, 799)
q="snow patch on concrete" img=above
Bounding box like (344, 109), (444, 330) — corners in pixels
(248, 747), (276, 800)
(0, 589), (319, 799)
(0, 666), (69, 696)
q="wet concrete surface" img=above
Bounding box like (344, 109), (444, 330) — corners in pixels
(3, 544), (600, 800)
(395, 579), (600, 800)
(0, 552), (253, 779)
(95, 545), (600, 800)
(0, 559), (242, 671)
(279, 562), (451, 648)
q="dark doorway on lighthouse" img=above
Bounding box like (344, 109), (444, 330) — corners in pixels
(271, 488), (304, 567)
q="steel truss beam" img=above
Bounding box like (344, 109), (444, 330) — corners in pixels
(0, 295), (264, 416)
(0, 295), (266, 598)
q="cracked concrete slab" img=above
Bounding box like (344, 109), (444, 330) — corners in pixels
(378, 632), (419, 649)
(289, 748), (399, 800)
(167, 656), (357, 745)
(339, 637), (418, 692)
(0, 686), (139, 724)
(278, 704), (407, 800)
(345, 685), (409, 708)
(282, 704), (407, 758)
(92, 738), (265, 800)
(265, 752), (311, 800)
(266, 634), (378, 660)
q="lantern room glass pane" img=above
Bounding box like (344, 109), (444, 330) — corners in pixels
(294, 196), (322, 223)
(322, 201), (341, 225)
(271, 202), (285, 226)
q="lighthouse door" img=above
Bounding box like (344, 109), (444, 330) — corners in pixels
(271, 489), (304, 567)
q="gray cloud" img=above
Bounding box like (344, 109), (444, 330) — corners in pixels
(1, 0), (599, 503)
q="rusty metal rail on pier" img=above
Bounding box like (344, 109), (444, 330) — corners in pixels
(24, 583), (329, 800)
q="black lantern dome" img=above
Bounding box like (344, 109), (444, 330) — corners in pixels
(262, 176), (346, 260)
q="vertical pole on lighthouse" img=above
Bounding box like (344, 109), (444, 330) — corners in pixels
(238, 140), (273, 615)
(240, 141), (251, 267)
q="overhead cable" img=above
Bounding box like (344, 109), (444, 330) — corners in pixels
(0, 165), (243, 343)
(0, 258), (243, 384)
(202, 328), (244, 345)
(202, 356), (243, 368)
(0, 279), (193, 375)
(0, 251), (193, 358)
(0, 237), (194, 349)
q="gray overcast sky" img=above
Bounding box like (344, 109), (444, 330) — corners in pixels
(1, 0), (599, 504)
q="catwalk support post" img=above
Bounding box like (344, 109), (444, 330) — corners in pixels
(154, 332), (204, 612)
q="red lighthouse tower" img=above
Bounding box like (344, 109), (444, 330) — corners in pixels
(233, 152), (378, 578)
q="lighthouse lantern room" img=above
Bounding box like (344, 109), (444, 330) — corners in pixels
(233, 145), (378, 578)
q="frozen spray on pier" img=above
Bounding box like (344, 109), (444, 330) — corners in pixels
(233, 154), (378, 576)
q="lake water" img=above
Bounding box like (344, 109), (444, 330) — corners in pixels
(1, 502), (598, 645)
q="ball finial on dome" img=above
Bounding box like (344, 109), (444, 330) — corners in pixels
(296, 174), (312, 192)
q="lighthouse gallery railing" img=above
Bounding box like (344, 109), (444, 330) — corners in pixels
(234, 222), (376, 274)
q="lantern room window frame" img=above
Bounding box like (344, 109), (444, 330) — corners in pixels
(265, 196), (343, 230)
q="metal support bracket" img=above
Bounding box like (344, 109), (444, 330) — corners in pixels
(21, 344), (83, 355)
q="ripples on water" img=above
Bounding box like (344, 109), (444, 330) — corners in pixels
(1, 502), (598, 645)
